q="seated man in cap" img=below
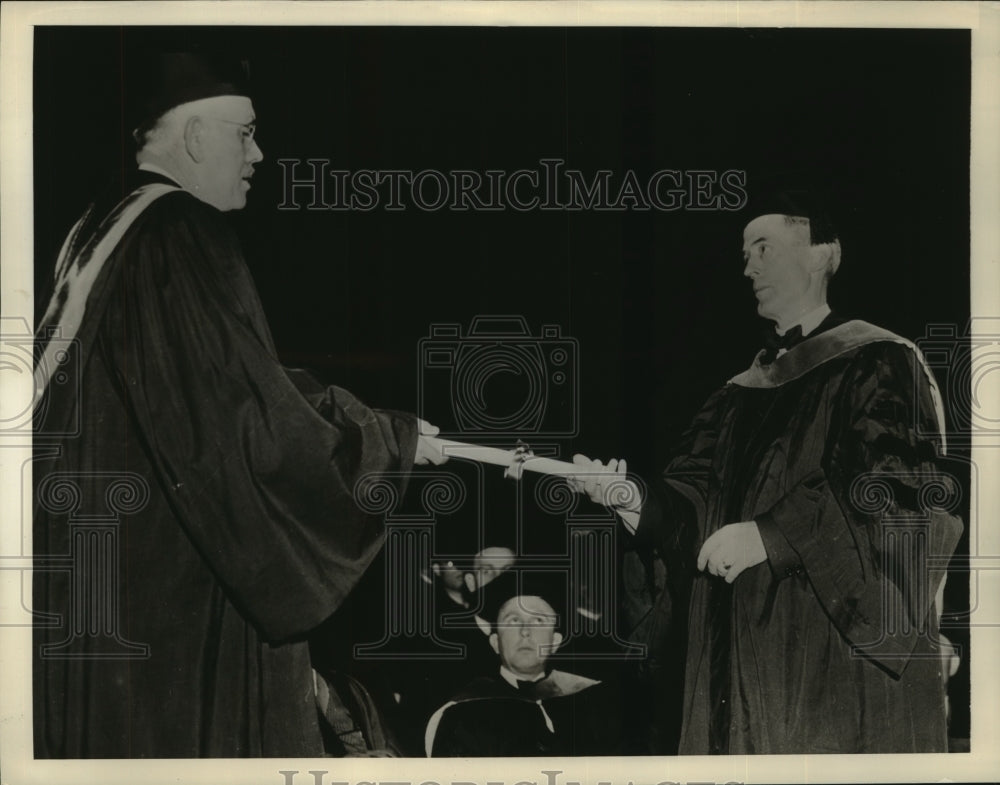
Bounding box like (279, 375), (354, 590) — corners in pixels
(571, 192), (963, 754)
(32, 51), (447, 758)
(424, 569), (622, 757)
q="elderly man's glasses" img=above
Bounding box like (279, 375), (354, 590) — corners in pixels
(207, 117), (257, 144)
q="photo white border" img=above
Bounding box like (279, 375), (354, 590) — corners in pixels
(2, 2), (998, 783)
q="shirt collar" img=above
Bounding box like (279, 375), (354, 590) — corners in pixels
(777, 303), (831, 338)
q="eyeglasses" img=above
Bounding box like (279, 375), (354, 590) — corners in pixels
(206, 116), (257, 144)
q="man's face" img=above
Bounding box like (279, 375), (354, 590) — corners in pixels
(489, 595), (562, 678)
(742, 214), (815, 325)
(193, 96), (263, 211)
(469, 546), (516, 591)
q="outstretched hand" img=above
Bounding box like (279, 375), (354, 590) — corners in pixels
(568, 454), (643, 514)
(414, 419), (449, 465)
(697, 521), (767, 583)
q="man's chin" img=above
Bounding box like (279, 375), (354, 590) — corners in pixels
(511, 654), (543, 671)
(755, 301), (778, 321)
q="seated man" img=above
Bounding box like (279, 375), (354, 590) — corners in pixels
(425, 569), (621, 756)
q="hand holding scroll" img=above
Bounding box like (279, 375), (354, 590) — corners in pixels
(414, 419), (450, 465)
(568, 454), (643, 532)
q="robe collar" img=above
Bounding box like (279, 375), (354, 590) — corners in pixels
(729, 319), (948, 453)
(34, 181), (181, 399)
(732, 319), (905, 389)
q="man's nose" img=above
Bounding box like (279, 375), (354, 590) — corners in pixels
(519, 625), (532, 638)
(743, 257), (759, 278)
(247, 138), (264, 165)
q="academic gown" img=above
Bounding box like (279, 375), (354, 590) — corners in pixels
(638, 317), (963, 754)
(426, 670), (621, 757)
(33, 176), (418, 758)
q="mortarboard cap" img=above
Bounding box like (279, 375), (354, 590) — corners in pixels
(129, 51), (252, 140)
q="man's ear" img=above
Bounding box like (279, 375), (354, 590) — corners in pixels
(463, 573), (477, 593)
(488, 633), (499, 655)
(551, 631), (563, 653)
(431, 563), (442, 578)
(183, 116), (207, 163)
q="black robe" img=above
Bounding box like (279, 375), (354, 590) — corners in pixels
(426, 670), (621, 757)
(33, 177), (418, 757)
(639, 317), (963, 754)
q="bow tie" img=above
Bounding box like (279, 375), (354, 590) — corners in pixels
(516, 678), (545, 699)
(761, 324), (804, 364)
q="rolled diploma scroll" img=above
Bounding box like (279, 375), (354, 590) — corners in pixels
(422, 437), (642, 524)
(424, 437), (579, 477)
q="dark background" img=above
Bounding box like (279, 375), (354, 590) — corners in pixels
(33, 25), (972, 745)
(33, 26), (971, 471)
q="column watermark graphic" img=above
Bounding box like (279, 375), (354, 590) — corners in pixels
(353, 470), (475, 660)
(34, 471), (151, 659)
(846, 469), (963, 662)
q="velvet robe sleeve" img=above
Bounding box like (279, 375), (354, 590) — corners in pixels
(633, 385), (728, 583)
(101, 192), (418, 643)
(753, 342), (963, 676)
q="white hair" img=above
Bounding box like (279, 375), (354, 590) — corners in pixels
(825, 239), (843, 279)
(135, 104), (196, 155)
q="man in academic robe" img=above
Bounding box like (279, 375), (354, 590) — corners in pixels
(425, 569), (622, 757)
(571, 192), (963, 754)
(32, 52), (447, 758)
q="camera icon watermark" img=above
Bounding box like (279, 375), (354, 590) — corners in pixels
(915, 317), (1000, 448)
(0, 317), (81, 439)
(34, 470), (151, 659)
(418, 316), (579, 438)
